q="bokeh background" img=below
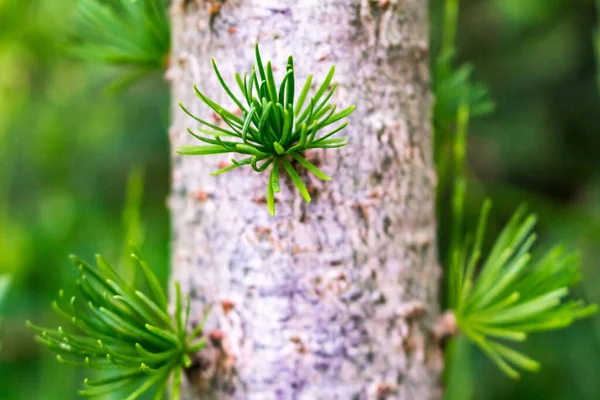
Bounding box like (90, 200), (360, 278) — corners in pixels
(0, 0), (598, 399)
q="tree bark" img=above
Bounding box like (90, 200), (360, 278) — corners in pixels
(168, 0), (441, 399)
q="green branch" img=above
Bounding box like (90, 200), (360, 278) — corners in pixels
(27, 248), (206, 399)
(448, 200), (597, 378)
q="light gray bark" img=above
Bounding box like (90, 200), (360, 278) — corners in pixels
(168, 0), (442, 399)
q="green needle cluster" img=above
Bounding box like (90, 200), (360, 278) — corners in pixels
(27, 248), (205, 399)
(449, 200), (597, 378)
(72, 0), (170, 90)
(178, 44), (355, 216)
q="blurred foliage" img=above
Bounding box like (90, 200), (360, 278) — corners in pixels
(432, 0), (600, 398)
(0, 0), (598, 399)
(596, 0), (600, 91)
(436, 0), (596, 385)
(71, 0), (170, 91)
(0, 0), (170, 398)
(27, 250), (206, 400)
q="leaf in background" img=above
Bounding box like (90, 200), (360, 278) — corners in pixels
(449, 201), (597, 378)
(27, 251), (206, 399)
(70, 0), (170, 90)
(434, 53), (495, 130)
(121, 166), (145, 284)
(432, 0), (495, 215)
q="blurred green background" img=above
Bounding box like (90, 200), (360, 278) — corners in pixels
(0, 0), (598, 399)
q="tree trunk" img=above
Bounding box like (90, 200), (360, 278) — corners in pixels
(168, 0), (441, 399)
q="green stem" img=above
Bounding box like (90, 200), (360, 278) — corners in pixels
(442, 0), (459, 56)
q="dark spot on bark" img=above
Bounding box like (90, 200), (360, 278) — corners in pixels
(370, 171), (384, 184)
(251, 196), (268, 204)
(209, 329), (224, 349)
(297, 344), (308, 354)
(314, 360), (330, 372)
(396, 372), (404, 384)
(341, 287), (362, 302)
(381, 155), (393, 173)
(179, 0), (195, 12)
(268, 8), (291, 16)
(255, 226), (271, 234)
(376, 383), (398, 399)
(208, 0), (226, 30)
(373, 292), (386, 305)
(306, 184), (319, 199)
(383, 216), (392, 235)
(354, 203), (368, 222)
(299, 208), (308, 223)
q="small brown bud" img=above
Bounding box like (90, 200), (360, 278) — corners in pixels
(217, 160), (230, 169)
(221, 300), (235, 315)
(194, 190), (208, 202)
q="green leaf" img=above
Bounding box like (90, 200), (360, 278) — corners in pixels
(286, 56), (295, 107)
(311, 66), (336, 109)
(295, 74), (313, 117)
(212, 58), (247, 112)
(273, 142), (285, 155)
(282, 158), (311, 202)
(290, 153), (331, 181)
(267, 164), (277, 216)
(174, 282), (183, 338)
(123, 362), (173, 400)
(489, 341), (540, 372)
(266, 62), (279, 104)
(255, 43), (267, 82)
(177, 146), (231, 156)
(172, 366), (182, 400)
(131, 250), (167, 309)
(29, 251), (207, 399)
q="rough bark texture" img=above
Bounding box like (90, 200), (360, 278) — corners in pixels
(168, 0), (441, 399)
